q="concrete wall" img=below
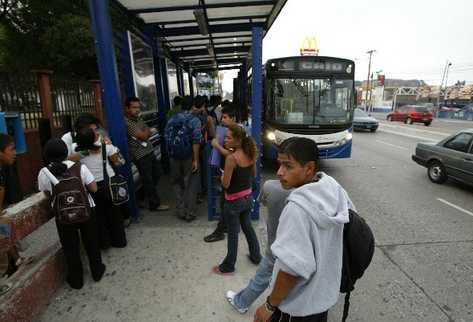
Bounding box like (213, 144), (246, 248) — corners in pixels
(0, 193), (64, 322)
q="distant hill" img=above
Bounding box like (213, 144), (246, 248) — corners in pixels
(356, 79), (427, 87)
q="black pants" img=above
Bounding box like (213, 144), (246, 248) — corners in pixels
(55, 213), (105, 289)
(270, 309), (328, 322)
(199, 144), (208, 195)
(91, 183), (127, 250)
(135, 153), (161, 209)
(214, 213), (227, 234)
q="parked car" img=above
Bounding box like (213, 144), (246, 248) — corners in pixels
(412, 129), (473, 185)
(387, 105), (433, 126)
(353, 108), (379, 132)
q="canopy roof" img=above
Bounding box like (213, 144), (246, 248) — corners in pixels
(117, 0), (287, 72)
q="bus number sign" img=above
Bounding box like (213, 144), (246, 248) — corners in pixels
(299, 61), (344, 72)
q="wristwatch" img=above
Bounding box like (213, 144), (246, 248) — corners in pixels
(265, 296), (277, 313)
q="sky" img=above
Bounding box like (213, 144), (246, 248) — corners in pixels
(222, 0), (473, 92)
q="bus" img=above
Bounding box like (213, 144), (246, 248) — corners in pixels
(262, 56), (355, 159)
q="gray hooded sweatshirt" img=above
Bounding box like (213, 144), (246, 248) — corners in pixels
(270, 172), (353, 316)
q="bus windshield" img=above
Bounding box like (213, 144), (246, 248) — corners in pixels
(268, 78), (353, 125)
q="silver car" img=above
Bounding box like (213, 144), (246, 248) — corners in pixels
(412, 129), (473, 185)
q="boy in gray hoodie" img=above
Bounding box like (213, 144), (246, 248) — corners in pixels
(254, 138), (352, 322)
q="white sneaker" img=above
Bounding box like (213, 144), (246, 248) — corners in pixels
(225, 290), (248, 314)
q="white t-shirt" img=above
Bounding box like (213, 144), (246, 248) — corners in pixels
(37, 160), (96, 207)
(72, 143), (118, 182)
(61, 132), (74, 156)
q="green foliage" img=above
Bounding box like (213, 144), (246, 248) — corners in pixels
(0, 0), (97, 77)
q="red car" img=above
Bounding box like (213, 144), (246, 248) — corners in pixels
(387, 105), (433, 126)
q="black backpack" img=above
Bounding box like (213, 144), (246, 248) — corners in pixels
(340, 209), (375, 321)
(44, 163), (91, 225)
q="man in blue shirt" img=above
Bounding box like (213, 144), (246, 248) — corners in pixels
(166, 96), (202, 222)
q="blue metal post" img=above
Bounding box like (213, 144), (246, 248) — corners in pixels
(241, 59), (248, 105)
(87, 0), (139, 218)
(189, 71), (195, 97)
(251, 26), (263, 220)
(144, 28), (171, 171)
(176, 65), (184, 96)
(160, 58), (171, 109)
(118, 31), (135, 98)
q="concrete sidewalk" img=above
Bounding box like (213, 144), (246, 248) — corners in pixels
(35, 192), (272, 321)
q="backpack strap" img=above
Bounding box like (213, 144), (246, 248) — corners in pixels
(101, 142), (110, 184)
(342, 291), (351, 322)
(342, 221), (354, 322)
(68, 161), (82, 178)
(41, 167), (59, 186)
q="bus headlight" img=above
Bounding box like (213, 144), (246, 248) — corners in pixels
(266, 132), (276, 141)
(334, 133), (353, 146)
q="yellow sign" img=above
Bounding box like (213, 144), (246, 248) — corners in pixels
(300, 36), (319, 56)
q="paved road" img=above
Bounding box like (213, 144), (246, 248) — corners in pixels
(310, 118), (473, 322)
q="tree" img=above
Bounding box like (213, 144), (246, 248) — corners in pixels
(0, 0), (97, 77)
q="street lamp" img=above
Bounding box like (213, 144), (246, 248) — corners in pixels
(444, 63), (453, 102)
(437, 61), (452, 113)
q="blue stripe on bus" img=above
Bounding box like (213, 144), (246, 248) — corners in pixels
(263, 141), (352, 160)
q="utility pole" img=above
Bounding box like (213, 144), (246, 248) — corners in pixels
(368, 72), (374, 112)
(444, 62), (452, 103)
(437, 61), (451, 112)
(365, 50), (376, 111)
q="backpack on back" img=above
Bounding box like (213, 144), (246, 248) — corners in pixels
(165, 115), (193, 160)
(340, 209), (375, 322)
(43, 162), (91, 225)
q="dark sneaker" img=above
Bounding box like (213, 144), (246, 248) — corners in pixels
(185, 214), (196, 222)
(204, 231), (225, 243)
(150, 204), (170, 212)
(247, 254), (262, 266)
(92, 264), (106, 282)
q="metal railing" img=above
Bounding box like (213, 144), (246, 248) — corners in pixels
(50, 76), (96, 128)
(0, 72), (42, 129)
(0, 71), (98, 129)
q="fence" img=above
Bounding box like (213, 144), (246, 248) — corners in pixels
(0, 72), (42, 129)
(0, 70), (103, 194)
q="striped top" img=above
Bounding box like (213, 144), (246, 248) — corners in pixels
(125, 116), (154, 161)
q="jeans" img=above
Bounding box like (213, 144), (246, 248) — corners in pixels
(219, 196), (261, 272)
(170, 158), (200, 217)
(135, 153), (161, 209)
(234, 255), (274, 309)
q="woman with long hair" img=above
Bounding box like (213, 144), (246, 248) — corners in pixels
(38, 139), (105, 289)
(213, 124), (261, 275)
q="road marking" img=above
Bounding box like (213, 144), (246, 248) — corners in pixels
(378, 128), (435, 142)
(437, 198), (473, 218)
(375, 140), (409, 150)
(378, 122), (450, 136)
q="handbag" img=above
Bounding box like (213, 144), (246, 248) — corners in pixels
(102, 142), (130, 205)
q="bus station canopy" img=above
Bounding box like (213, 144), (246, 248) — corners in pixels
(116, 0), (287, 72)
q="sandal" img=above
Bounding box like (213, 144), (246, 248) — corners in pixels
(0, 282), (12, 296)
(212, 265), (235, 276)
(15, 256), (34, 267)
